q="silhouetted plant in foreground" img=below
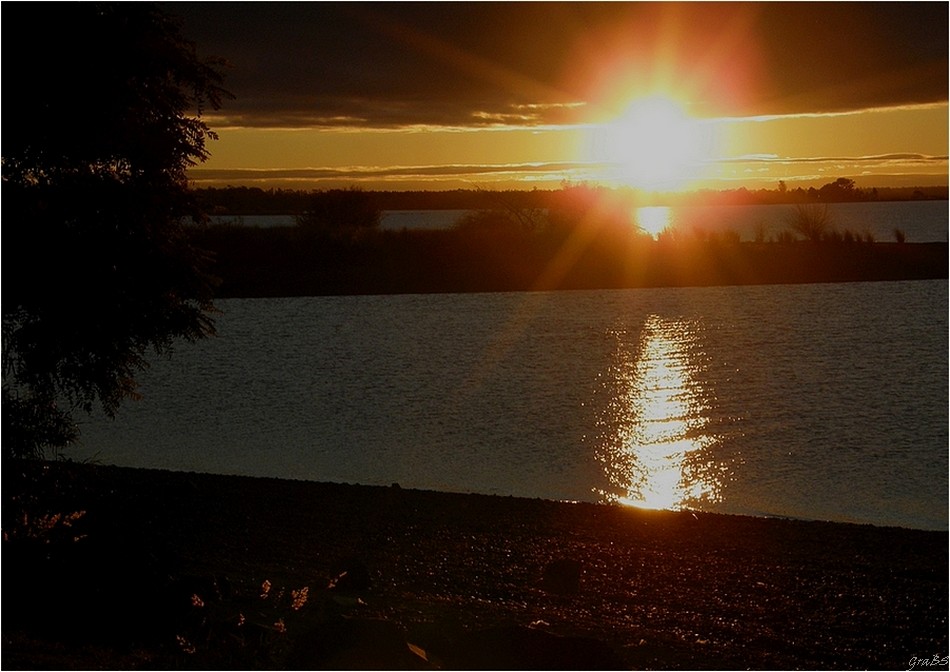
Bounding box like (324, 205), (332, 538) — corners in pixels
(296, 187), (382, 240)
(2, 3), (228, 458)
(455, 209), (518, 233)
(786, 203), (833, 242)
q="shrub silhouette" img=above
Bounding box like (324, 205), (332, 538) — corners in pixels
(2, 4), (227, 458)
(786, 203), (833, 242)
(296, 188), (382, 239)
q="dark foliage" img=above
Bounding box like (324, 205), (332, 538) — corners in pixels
(786, 203), (833, 242)
(190, 182), (948, 216)
(194, 186), (557, 215)
(2, 3), (228, 457)
(194, 220), (947, 300)
(194, 186), (312, 215)
(296, 187), (382, 237)
(190, 180), (946, 299)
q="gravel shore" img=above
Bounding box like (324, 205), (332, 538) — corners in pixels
(3, 461), (947, 669)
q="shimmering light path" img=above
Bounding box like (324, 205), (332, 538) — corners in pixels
(597, 315), (734, 510)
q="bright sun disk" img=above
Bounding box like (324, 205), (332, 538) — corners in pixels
(589, 94), (711, 191)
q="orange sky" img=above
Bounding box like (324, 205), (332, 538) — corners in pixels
(194, 102), (948, 191)
(175, 3), (948, 192)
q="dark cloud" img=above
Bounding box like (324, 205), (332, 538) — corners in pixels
(169, 2), (948, 128)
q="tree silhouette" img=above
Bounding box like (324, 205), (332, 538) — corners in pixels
(2, 3), (229, 458)
(819, 177), (860, 201)
(296, 187), (382, 238)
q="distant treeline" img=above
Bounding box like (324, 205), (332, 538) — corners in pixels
(192, 181), (949, 215)
(192, 219), (947, 299)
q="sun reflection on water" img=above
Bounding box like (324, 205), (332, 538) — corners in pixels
(597, 314), (727, 511)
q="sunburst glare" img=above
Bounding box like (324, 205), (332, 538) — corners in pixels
(634, 205), (672, 239)
(582, 94), (718, 191)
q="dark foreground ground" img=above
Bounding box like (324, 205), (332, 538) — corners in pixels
(3, 461), (947, 670)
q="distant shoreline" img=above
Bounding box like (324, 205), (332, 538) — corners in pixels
(192, 184), (950, 216)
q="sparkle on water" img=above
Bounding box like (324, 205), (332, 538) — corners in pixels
(599, 314), (726, 511)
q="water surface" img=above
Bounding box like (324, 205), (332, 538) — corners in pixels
(75, 280), (948, 530)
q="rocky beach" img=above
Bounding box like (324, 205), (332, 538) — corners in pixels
(3, 461), (947, 670)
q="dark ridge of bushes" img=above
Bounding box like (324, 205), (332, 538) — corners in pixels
(191, 183), (950, 216)
(191, 223), (947, 299)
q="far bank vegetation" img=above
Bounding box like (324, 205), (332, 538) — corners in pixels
(193, 179), (948, 215)
(191, 183), (946, 298)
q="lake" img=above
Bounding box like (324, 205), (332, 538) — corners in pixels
(212, 200), (949, 242)
(73, 280), (948, 531)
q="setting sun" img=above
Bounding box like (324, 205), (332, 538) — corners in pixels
(584, 94), (715, 191)
(614, 97), (699, 189)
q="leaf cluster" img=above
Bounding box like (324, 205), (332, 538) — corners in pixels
(2, 3), (228, 457)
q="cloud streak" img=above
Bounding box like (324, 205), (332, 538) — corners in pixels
(718, 153), (948, 166)
(190, 162), (587, 182)
(189, 153), (948, 188)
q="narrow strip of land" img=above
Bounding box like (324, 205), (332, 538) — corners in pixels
(195, 221), (947, 298)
